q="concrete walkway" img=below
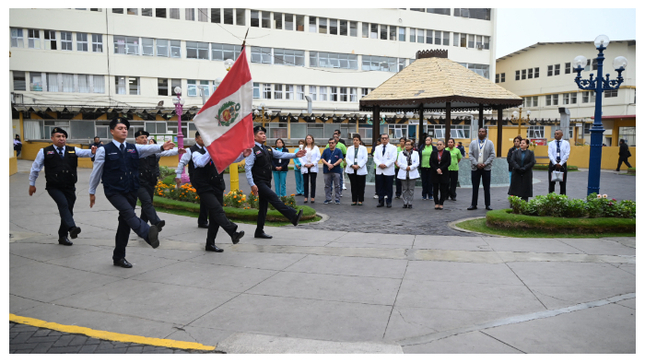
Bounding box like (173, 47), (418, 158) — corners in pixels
(9, 160), (636, 353)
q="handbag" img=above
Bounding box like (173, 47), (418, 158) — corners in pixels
(552, 170), (564, 182)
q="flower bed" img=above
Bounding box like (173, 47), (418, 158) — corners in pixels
(508, 193), (635, 218)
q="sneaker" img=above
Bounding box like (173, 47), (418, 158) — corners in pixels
(373, 194), (379, 199)
(324, 200), (331, 205)
(428, 196), (433, 200)
(343, 185), (347, 190)
(335, 200), (340, 205)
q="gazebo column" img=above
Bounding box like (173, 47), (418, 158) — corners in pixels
(418, 104), (424, 141)
(497, 106), (504, 157)
(445, 102), (451, 143)
(478, 104), (484, 129)
(372, 105), (380, 146)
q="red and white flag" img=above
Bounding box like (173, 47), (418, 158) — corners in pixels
(193, 49), (255, 173)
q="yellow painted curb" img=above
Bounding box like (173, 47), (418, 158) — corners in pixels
(10, 314), (216, 351)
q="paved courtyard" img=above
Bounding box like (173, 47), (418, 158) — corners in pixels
(9, 159), (636, 353)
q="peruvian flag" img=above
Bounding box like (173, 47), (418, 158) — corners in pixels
(193, 49), (255, 173)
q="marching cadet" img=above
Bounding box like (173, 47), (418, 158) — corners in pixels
(88, 117), (176, 268)
(28, 127), (97, 246)
(188, 131), (251, 252)
(134, 130), (184, 231)
(244, 125), (306, 239)
(175, 142), (209, 228)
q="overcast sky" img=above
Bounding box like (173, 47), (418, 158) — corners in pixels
(495, 8), (637, 58)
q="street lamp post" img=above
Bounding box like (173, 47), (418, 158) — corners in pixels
(572, 35), (627, 195)
(511, 105), (531, 137)
(172, 87), (189, 184)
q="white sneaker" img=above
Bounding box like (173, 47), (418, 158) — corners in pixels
(342, 185), (347, 190)
(373, 194), (379, 199)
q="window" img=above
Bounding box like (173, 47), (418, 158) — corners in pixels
(501, 73), (505, 82)
(27, 29), (40, 49)
(361, 88), (371, 98)
(527, 126), (544, 139)
(76, 33), (88, 51)
(309, 16), (316, 32)
(224, 8), (234, 24)
(253, 83), (260, 99)
(427, 8), (451, 15)
(285, 85), (294, 100)
(582, 91), (595, 103)
(112, 8), (124, 14)
(188, 80), (208, 97)
(274, 84), (283, 99)
(319, 86), (328, 101)
(127, 8), (137, 15)
(554, 64), (560, 76)
(534, 67), (539, 78)
(330, 86), (338, 101)
(350, 88), (357, 102)
(552, 94), (559, 106)
(129, 77), (139, 95)
(296, 15), (305, 31)
(93, 75), (105, 93)
(263, 84), (271, 99)
(563, 92), (577, 105)
(565, 62), (571, 74)
(13, 71), (26, 91)
(158, 78), (169, 96)
(211, 8), (221, 23)
(185, 8), (195, 21)
(339, 20), (347, 35)
(60, 31), (72, 51)
(11, 28), (24, 48)
(592, 59), (598, 71)
(515, 70), (520, 81)
(528, 68), (533, 79)
(319, 18), (327, 34)
(186, 41), (209, 59)
(261, 11), (270, 28)
(454, 8), (491, 20)
(274, 12), (283, 29)
(362, 55), (397, 72)
(605, 89), (618, 98)
(409, 28), (416, 42)
(78, 74), (91, 93)
(157, 8), (168, 18)
(274, 48), (305, 66)
(169, 8), (179, 19)
(251, 47), (272, 64)
(116, 76), (126, 94)
(545, 95), (552, 106)
(350, 21), (357, 37)
(310, 52), (358, 69)
(399, 27), (406, 42)
(198, 8), (208, 22)
(340, 87), (348, 102)
(468, 34), (475, 48)
(92, 34), (103, 52)
(142, 38), (154, 56)
(309, 85), (317, 101)
(30, 73), (43, 91)
(548, 65), (553, 77)
(285, 13), (294, 30)
(521, 69), (526, 80)
(62, 73), (74, 92)
(211, 43), (242, 61)
(330, 19), (338, 35)
(142, 8), (152, 16)
(44, 30), (56, 50)
(251, 10), (260, 27)
(495, 74), (499, 83)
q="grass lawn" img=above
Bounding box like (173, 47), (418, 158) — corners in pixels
(456, 217), (636, 238)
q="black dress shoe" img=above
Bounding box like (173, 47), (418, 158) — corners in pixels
(146, 225), (159, 249)
(198, 224), (209, 229)
(231, 230), (244, 244)
(386, 204), (392, 208)
(377, 202), (384, 208)
(291, 209), (304, 226)
(58, 237), (73, 246)
(485, 206), (493, 210)
(155, 220), (165, 232)
(467, 206), (478, 210)
(408, 205), (413, 209)
(402, 205), (407, 208)
(205, 243), (224, 252)
(254, 232), (273, 239)
(113, 258), (132, 268)
(68, 226), (81, 239)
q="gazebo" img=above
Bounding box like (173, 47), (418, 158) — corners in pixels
(359, 49), (523, 157)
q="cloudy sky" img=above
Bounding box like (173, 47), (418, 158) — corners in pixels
(495, 8), (637, 58)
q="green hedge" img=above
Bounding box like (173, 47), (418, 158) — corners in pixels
(486, 209), (635, 234)
(152, 196), (317, 222)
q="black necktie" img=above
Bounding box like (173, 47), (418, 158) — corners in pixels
(120, 143), (125, 155)
(382, 145), (386, 155)
(57, 147), (64, 158)
(556, 140), (561, 163)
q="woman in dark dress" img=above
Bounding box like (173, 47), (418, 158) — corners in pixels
(507, 135), (522, 184)
(429, 139), (451, 210)
(508, 139), (536, 202)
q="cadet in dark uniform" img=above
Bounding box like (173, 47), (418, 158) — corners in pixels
(188, 131), (251, 252)
(176, 143), (209, 228)
(88, 117), (176, 268)
(244, 126), (306, 239)
(29, 127), (97, 245)
(134, 130), (183, 231)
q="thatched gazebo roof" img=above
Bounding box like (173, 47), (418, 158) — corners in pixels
(359, 50), (522, 113)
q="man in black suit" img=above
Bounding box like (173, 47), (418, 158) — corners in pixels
(616, 139), (632, 171)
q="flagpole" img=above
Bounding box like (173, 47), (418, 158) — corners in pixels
(228, 29), (250, 193)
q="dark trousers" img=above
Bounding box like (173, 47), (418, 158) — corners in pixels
(198, 202), (208, 226)
(471, 169), (491, 207)
(137, 183), (160, 225)
(375, 174), (394, 204)
(46, 186), (77, 238)
(106, 191), (150, 262)
(617, 157), (632, 170)
(303, 172), (317, 199)
(347, 172), (366, 202)
(432, 182), (449, 205)
(448, 170), (459, 199)
(395, 171), (402, 197)
(256, 180), (297, 233)
(548, 162), (567, 195)
(198, 189), (237, 244)
(419, 168), (433, 198)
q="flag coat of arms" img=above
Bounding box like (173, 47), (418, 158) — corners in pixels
(193, 49), (255, 173)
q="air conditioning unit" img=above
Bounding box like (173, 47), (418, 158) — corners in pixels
(476, 44), (484, 50)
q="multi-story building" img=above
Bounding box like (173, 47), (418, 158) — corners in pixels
(10, 7), (497, 155)
(495, 40), (636, 146)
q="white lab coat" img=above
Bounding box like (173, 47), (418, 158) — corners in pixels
(344, 145), (368, 176)
(373, 143), (398, 176)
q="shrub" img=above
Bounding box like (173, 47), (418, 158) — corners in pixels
(507, 192), (635, 219)
(269, 194), (296, 210)
(156, 181), (200, 203)
(223, 189), (247, 209)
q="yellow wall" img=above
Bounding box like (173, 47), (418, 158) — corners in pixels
(531, 145), (635, 169)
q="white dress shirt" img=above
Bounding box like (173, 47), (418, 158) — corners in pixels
(299, 146), (321, 174)
(547, 138), (570, 165)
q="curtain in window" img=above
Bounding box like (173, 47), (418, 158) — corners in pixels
(78, 75), (90, 93)
(24, 121), (42, 140)
(62, 74), (74, 92)
(47, 73), (59, 92)
(93, 75), (105, 93)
